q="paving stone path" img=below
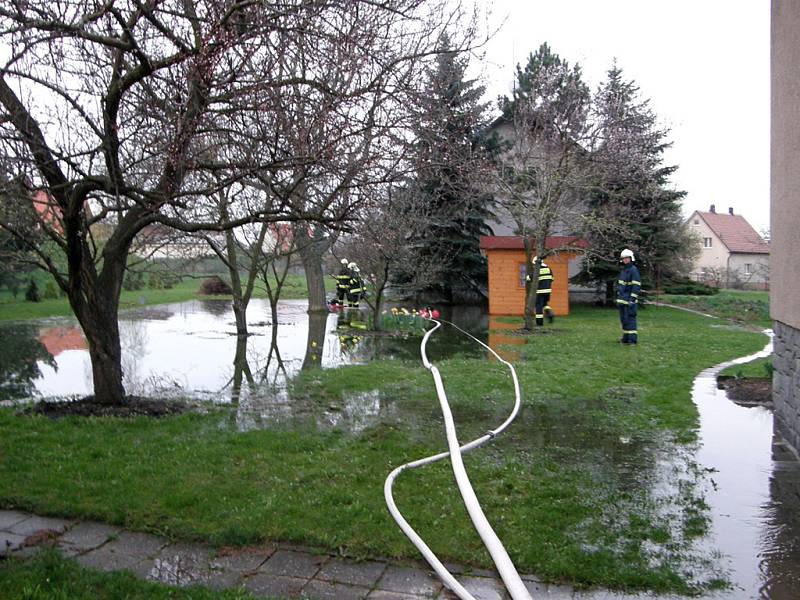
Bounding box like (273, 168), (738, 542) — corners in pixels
(1, 509), (677, 599)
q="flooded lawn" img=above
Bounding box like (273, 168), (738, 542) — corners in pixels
(0, 299), (486, 422)
(1, 302), (798, 596)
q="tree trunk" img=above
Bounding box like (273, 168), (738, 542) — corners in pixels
(302, 311), (328, 369)
(85, 319), (126, 404)
(296, 224), (330, 313)
(72, 272), (127, 405)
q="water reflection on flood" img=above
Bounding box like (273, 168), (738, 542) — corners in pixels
(692, 336), (800, 598)
(0, 300), (487, 428)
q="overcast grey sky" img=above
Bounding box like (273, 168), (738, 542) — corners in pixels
(475, 0), (770, 233)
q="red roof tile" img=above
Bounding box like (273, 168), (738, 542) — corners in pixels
(697, 211), (770, 254)
(479, 235), (588, 250)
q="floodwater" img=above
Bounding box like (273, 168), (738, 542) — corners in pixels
(1, 301), (799, 597)
(0, 299), (487, 431)
(692, 337), (800, 599)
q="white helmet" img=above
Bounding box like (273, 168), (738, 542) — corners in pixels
(620, 248), (635, 261)
(347, 262), (357, 269)
(340, 258), (348, 265)
(531, 255), (539, 264)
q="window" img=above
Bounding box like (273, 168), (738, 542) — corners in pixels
(703, 237), (712, 248)
(693, 219), (700, 225)
(518, 264), (527, 287)
(744, 263), (752, 275)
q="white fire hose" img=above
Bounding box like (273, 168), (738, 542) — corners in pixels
(384, 318), (532, 600)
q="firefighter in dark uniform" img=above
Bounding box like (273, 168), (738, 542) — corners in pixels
(531, 256), (554, 327)
(334, 258), (351, 305)
(616, 248), (641, 344)
(347, 262), (364, 308)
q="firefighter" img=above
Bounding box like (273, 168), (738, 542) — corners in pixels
(333, 258), (351, 305)
(529, 255), (554, 327)
(616, 248), (641, 344)
(347, 262), (364, 308)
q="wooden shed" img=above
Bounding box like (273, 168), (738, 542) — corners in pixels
(479, 236), (587, 316)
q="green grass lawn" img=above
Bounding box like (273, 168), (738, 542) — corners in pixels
(0, 305), (768, 595)
(0, 550), (275, 600)
(659, 289), (770, 328)
(0, 273), (325, 322)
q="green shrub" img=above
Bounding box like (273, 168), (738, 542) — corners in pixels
(24, 279), (40, 302)
(662, 278), (718, 296)
(43, 281), (59, 300)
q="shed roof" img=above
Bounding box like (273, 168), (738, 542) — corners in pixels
(479, 235), (588, 251)
(695, 211), (770, 254)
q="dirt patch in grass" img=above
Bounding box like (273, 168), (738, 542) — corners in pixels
(717, 378), (772, 407)
(24, 396), (190, 418)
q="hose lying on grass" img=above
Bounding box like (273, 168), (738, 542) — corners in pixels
(384, 317), (532, 600)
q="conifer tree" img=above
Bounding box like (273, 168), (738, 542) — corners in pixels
(403, 37), (493, 302)
(582, 64), (695, 300)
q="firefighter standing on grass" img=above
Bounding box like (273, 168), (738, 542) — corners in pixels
(616, 248), (641, 344)
(527, 256), (554, 327)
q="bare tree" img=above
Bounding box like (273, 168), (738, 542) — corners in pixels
(338, 186), (447, 330)
(0, 0), (474, 405)
(487, 44), (596, 330)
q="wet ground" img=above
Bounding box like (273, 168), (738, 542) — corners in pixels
(1, 302), (799, 597)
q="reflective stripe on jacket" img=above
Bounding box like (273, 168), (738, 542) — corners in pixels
(335, 268), (351, 290)
(616, 263), (641, 304)
(537, 263), (553, 294)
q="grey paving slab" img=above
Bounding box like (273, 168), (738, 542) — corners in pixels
(211, 546), (275, 572)
(204, 569), (245, 591)
(144, 542), (219, 587)
(437, 574), (508, 600)
(376, 565), (443, 598)
(242, 572), (307, 598)
(368, 591), (432, 599)
(1, 531), (27, 555)
(75, 545), (152, 575)
(315, 557), (387, 587)
(0, 510), (32, 530)
(7, 515), (71, 536)
(302, 578), (372, 600)
(102, 530), (168, 558)
(59, 521), (122, 549)
(257, 548), (326, 579)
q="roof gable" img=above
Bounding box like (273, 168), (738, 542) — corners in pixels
(694, 211), (769, 254)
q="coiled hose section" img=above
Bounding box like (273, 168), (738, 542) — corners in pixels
(383, 318), (532, 600)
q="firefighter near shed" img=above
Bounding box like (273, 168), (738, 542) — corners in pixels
(526, 255), (554, 327)
(616, 248), (641, 344)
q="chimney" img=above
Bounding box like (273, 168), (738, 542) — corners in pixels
(710, 204), (716, 213)
(728, 207), (734, 215)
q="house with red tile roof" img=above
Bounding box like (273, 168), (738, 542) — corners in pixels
(687, 205), (770, 289)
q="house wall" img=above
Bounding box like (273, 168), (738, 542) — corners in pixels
(727, 253), (771, 288)
(687, 213), (728, 277)
(771, 0), (800, 458)
(486, 249), (575, 316)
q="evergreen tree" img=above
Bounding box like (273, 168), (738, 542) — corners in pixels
(490, 43), (594, 330)
(582, 64), (694, 300)
(403, 37), (494, 303)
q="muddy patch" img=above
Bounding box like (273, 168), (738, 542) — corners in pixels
(25, 396), (190, 418)
(717, 377), (772, 407)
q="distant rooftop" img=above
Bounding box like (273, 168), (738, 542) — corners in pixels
(694, 205), (769, 254)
